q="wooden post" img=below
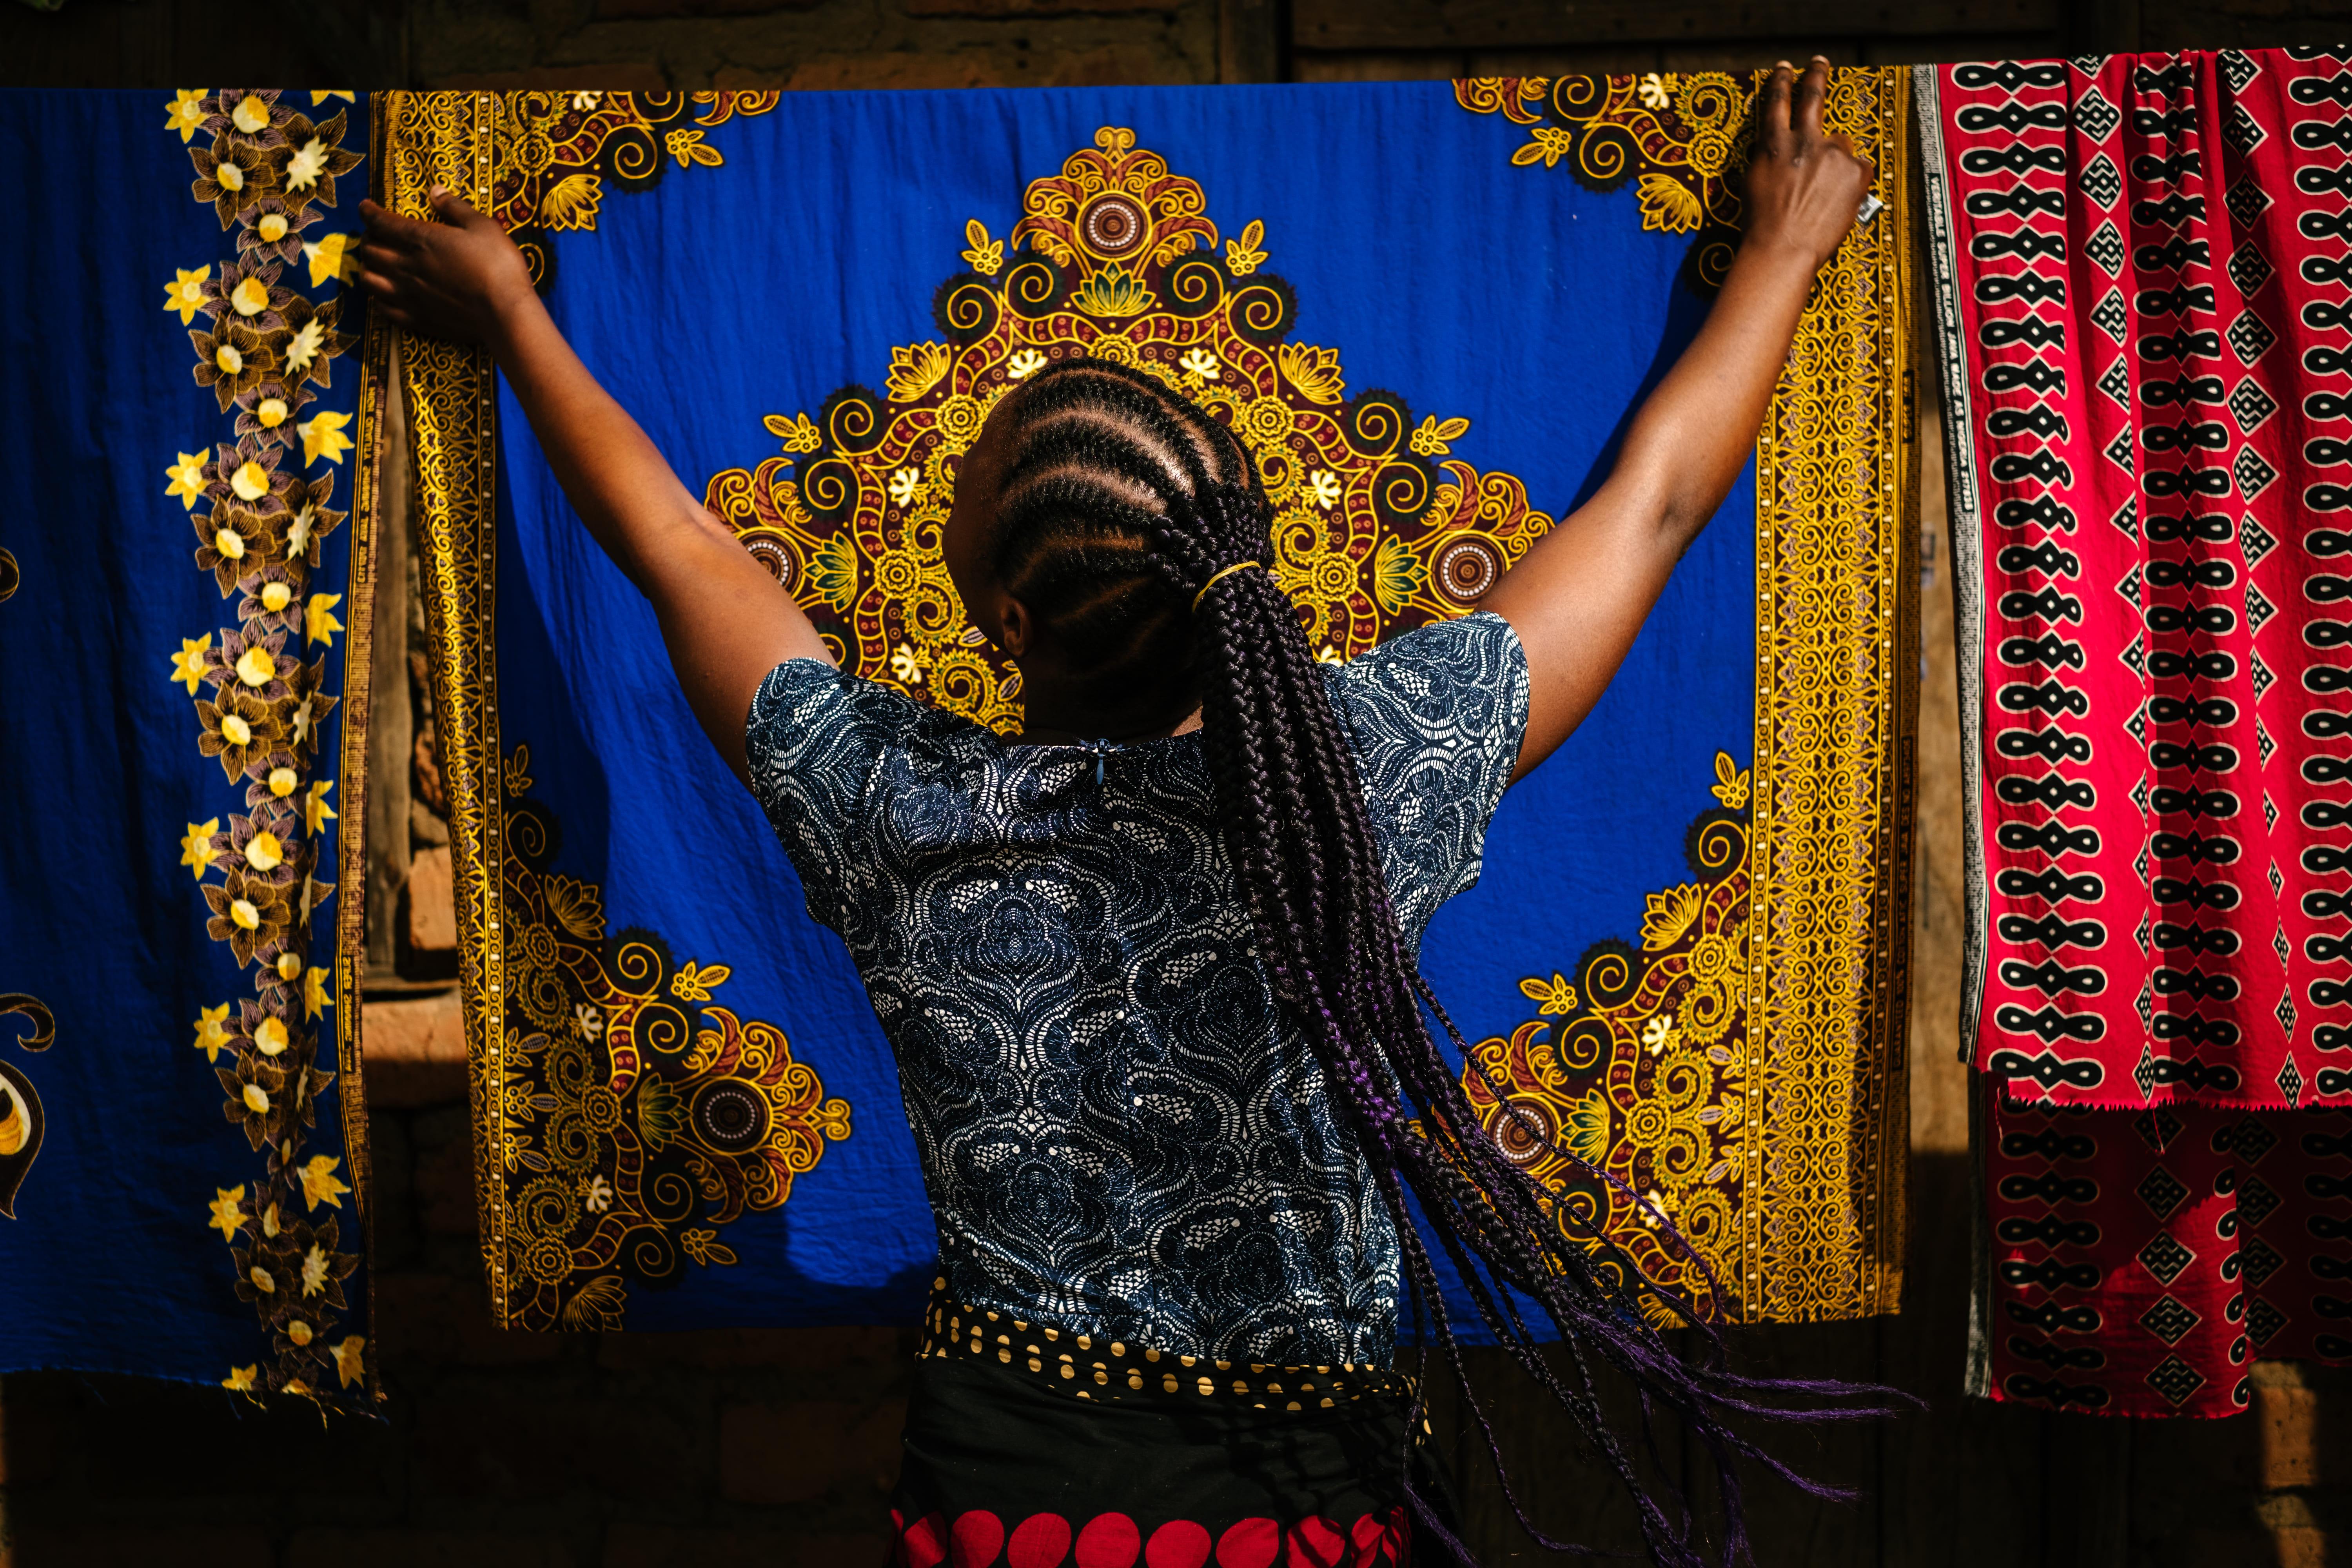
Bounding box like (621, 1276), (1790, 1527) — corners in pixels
(1219, 0), (1286, 84)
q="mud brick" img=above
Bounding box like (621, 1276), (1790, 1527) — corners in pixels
(406, 846), (457, 954)
(596, 1325), (904, 1373)
(430, 65), (672, 93)
(413, 1118), (483, 1238)
(414, 1395), (701, 1503)
(373, 1272), (564, 1370)
(719, 1399), (864, 1504)
(289, 1530), (579, 1568)
(361, 987), (466, 1109)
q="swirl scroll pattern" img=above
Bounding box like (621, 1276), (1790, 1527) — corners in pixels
(702, 126), (1554, 732)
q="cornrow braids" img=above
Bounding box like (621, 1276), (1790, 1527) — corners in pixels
(983, 356), (1889, 1567)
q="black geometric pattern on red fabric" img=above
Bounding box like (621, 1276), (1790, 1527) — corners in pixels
(1926, 49), (2352, 1416)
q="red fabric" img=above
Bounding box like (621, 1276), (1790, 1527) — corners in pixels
(1933, 48), (2352, 1111)
(1929, 47), (2352, 1415)
(1979, 1083), (2352, 1413)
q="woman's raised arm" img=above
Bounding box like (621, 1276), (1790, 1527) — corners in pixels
(1479, 57), (1875, 781)
(353, 189), (831, 784)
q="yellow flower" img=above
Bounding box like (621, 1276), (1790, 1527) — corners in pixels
(303, 965), (333, 1020)
(165, 450), (211, 508)
(1519, 971), (1579, 1016)
(216, 160), (245, 194)
(218, 712), (253, 748)
(302, 232), (358, 288)
(180, 819), (221, 877)
(213, 525), (248, 563)
(1642, 1012), (1680, 1056)
(283, 317), (326, 374)
(277, 952), (303, 981)
(886, 342), (951, 402)
(1710, 751), (1751, 809)
(1277, 342), (1346, 405)
(253, 1016), (289, 1056)
(241, 1082), (271, 1115)
(671, 961), (731, 1003)
(312, 91), (356, 104)
(1408, 415), (1470, 458)
(207, 1185), (247, 1240)
(581, 1172), (614, 1212)
(888, 467), (926, 508)
(261, 1201), (282, 1238)
(286, 1319), (314, 1346)
(1641, 883), (1705, 951)
(1636, 172), (1704, 235)
(163, 267), (211, 326)
(961, 218), (1004, 276)
(1007, 348), (1047, 380)
(165, 89), (209, 143)
(299, 410), (353, 467)
(1513, 126), (1576, 169)
(287, 501), (320, 557)
(1069, 262), (1152, 318)
(889, 642), (926, 685)
(259, 582), (294, 614)
(169, 635), (213, 695)
(230, 460), (269, 501)
(1638, 71), (1673, 110)
(1224, 218), (1267, 276)
(284, 136), (327, 191)
(1178, 347), (1221, 381)
(245, 830), (285, 872)
(235, 646), (276, 687)
(762, 412), (821, 454)
(192, 1003), (232, 1062)
(539, 174), (603, 232)
(249, 1263), (278, 1294)
(258, 212), (289, 244)
(269, 766), (299, 798)
(330, 1336), (368, 1388)
(256, 397), (290, 430)
(229, 276), (271, 317)
(214, 340), (245, 376)
(301, 1242), (332, 1296)
(305, 780), (336, 834)
(230, 898), (263, 932)
(570, 90), (602, 109)
(221, 1364), (259, 1393)
(230, 93), (271, 134)
(664, 127), (723, 169)
(1303, 470), (1342, 511)
(307, 592), (344, 646)
(299, 1154), (350, 1211)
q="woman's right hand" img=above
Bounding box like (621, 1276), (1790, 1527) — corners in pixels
(353, 187), (540, 347)
(1740, 57), (1875, 272)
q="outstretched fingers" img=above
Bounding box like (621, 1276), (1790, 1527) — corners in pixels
(1759, 60), (1793, 149)
(1795, 54), (1829, 140)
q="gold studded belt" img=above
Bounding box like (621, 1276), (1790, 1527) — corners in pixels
(920, 1279), (1414, 1410)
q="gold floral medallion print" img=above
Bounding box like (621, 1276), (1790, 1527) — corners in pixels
(704, 127), (1554, 733)
(492, 760), (851, 1332)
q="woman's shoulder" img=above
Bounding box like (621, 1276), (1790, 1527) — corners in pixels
(1325, 610), (1526, 721)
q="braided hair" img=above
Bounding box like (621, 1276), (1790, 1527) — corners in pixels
(982, 356), (1878, 1566)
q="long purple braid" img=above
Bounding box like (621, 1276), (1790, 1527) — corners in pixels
(984, 356), (1898, 1568)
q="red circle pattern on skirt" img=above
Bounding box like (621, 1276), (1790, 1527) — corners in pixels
(889, 1508), (1412, 1568)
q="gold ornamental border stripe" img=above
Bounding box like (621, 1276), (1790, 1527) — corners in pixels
(376, 90), (517, 1319)
(1745, 66), (1916, 1322)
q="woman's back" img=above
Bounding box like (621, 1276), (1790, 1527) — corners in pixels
(747, 611), (1527, 1368)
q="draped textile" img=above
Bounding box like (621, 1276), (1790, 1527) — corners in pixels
(0, 89), (378, 1405)
(380, 77), (1914, 1337)
(1921, 51), (2352, 1415)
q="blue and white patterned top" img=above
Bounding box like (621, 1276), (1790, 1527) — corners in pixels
(745, 610), (1529, 1368)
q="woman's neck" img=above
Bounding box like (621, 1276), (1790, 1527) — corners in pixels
(1013, 669), (1202, 746)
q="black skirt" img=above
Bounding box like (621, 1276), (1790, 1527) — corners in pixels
(887, 1289), (1463, 1566)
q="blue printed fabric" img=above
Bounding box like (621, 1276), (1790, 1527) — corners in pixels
(745, 613), (1527, 1365)
(0, 89), (372, 1400)
(470, 82), (1765, 1340)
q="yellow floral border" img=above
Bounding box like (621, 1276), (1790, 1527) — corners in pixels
(158, 88), (374, 1401)
(1457, 68), (1916, 1323)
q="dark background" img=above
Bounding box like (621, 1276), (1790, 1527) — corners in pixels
(3, 2), (2350, 1563)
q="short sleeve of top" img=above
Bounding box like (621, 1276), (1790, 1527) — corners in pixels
(742, 658), (922, 933)
(1325, 610), (1531, 946)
